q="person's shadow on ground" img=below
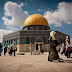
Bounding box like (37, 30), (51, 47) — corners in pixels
(63, 60), (72, 63)
(53, 60), (72, 63)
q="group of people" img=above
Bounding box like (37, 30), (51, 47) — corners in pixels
(0, 31), (72, 62)
(48, 31), (72, 62)
(0, 41), (17, 56)
(60, 36), (72, 58)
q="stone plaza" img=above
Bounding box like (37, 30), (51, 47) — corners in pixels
(0, 52), (72, 72)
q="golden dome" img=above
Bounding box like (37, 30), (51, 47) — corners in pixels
(23, 14), (49, 28)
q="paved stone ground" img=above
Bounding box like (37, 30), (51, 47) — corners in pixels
(0, 52), (72, 72)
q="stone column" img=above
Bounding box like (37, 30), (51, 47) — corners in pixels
(38, 44), (40, 52)
(25, 37), (26, 52)
(10, 39), (11, 44)
(4, 40), (6, 45)
(6, 40), (7, 44)
(3, 40), (5, 45)
(13, 39), (14, 43)
(8, 40), (9, 45)
(16, 36), (17, 44)
(30, 43), (32, 55)
(19, 35), (20, 44)
(35, 43), (36, 50)
(8, 40), (10, 45)
(11, 39), (12, 44)
(17, 37), (19, 44)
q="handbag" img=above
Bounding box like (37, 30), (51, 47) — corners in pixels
(68, 47), (71, 51)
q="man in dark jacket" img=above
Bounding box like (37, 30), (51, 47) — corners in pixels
(0, 43), (3, 56)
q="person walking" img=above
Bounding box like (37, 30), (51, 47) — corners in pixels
(8, 45), (13, 56)
(48, 31), (63, 62)
(11, 41), (17, 56)
(4, 43), (8, 55)
(65, 36), (71, 58)
(0, 43), (3, 56)
(60, 41), (65, 54)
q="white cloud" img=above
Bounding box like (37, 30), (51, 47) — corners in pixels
(20, 2), (24, 7)
(37, 9), (42, 12)
(2, 1), (29, 31)
(43, 2), (72, 27)
(0, 29), (13, 43)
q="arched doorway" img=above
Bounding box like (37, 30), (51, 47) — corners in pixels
(36, 44), (38, 50)
(35, 39), (44, 52)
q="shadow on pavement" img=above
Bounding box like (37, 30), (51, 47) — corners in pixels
(53, 60), (72, 63)
(63, 60), (72, 63)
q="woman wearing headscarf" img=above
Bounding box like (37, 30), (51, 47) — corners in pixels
(48, 31), (63, 62)
(4, 43), (8, 55)
(0, 43), (3, 56)
(65, 36), (71, 58)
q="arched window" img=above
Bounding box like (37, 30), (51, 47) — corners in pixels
(9, 40), (10, 45)
(14, 38), (16, 42)
(21, 37), (24, 44)
(31, 37), (35, 44)
(7, 40), (8, 43)
(26, 37), (29, 44)
(5, 41), (6, 45)
(11, 39), (13, 44)
(42, 37), (46, 44)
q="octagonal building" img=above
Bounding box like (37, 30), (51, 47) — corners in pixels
(3, 14), (68, 54)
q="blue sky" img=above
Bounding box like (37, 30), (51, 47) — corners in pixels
(0, 0), (72, 43)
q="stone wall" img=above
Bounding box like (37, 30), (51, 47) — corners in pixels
(16, 44), (50, 53)
(43, 44), (50, 52)
(31, 44), (35, 51)
(13, 43), (60, 53)
(16, 44), (26, 52)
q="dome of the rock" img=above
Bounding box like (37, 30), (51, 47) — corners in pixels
(23, 14), (49, 28)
